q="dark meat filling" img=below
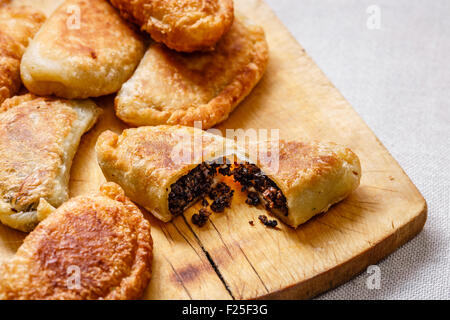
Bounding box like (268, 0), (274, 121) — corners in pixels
(192, 208), (212, 227)
(245, 191), (260, 206)
(168, 163), (218, 216)
(218, 163), (232, 176)
(232, 163), (288, 216)
(258, 215), (278, 228)
(201, 197), (209, 207)
(209, 182), (234, 213)
(168, 161), (287, 219)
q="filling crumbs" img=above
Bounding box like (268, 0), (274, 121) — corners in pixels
(191, 208), (212, 227)
(258, 215), (278, 228)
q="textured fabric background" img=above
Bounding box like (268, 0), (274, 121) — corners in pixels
(265, 0), (449, 300)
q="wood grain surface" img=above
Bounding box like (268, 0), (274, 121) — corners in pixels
(0, 0), (427, 299)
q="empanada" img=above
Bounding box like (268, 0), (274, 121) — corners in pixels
(231, 140), (361, 228)
(96, 125), (231, 222)
(115, 18), (269, 129)
(96, 125), (361, 228)
(0, 183), (153, 300)
(20, 0), (145, 99)
(0, 5), (45, 105)
(0, 94), (101, 232)
(109, 0), (234, 52)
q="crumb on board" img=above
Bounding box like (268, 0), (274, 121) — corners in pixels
(258, 215), (278, 228)
(192, 208), (212, 227)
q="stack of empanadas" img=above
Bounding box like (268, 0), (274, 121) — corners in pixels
(109, 0), (268, 129)
(17, 0), (268, 128)
(0, 0), (362, 300)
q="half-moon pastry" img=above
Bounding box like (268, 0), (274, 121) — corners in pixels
(230, 140), (361, 228)
(0, 183), (153, 300)
(115, 17), (268, 129)
(96, 125), (231, 222)
(20, 0), (145, 99)
(109, 0), (234, 52)
(96, 125), (361, 227)
(0, 94), (101, 232)
(0, 5), (45, 105)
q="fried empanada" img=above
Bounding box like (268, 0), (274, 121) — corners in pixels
(96, 125), (361, 227)
(96, 125), (231, 222)
(115, 18), (268, 129)
(0, 94), (101, 232)
(20, 0), (145, 99)
(232, 140), (361, 228)
(0, 5), (45, 105)
(0, 183), (153, 300)
(109, 0), (234, 52)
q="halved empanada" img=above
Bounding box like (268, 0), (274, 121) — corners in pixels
(20, 0), (145, 99)
(96, 125), (231, 222)
(232, 140), (361, 228)
(0, 183), (152, 300)
(0, 94), (101, 232)
(115, 18), (269, 129)
(109, 0), (234, 52)
(0, 5), (45, 105)
(96, 125), (361, 228)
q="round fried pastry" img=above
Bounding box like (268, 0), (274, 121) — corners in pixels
(0, 183), (153, 300)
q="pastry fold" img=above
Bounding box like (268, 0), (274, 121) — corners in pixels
(20, 0), (145, 99)
(0, 5), (45, 105)
(0, 94), (101, 232)
(0, 183), (152, 300)
(96, 125), (231, 222)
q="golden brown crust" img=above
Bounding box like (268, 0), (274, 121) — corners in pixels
(115, 17), (269, 129)
(0, 94), (101, 232)
(20, 0), (145, 99)
(244, 140), (362, 227)
(96, 125), (229, 222)
(109, 0), (234, 52)
(97, 126), (361, 227)
(0, 5), (45, 105)
(0, 32), (20, 107)
(0, 183), (153, 300)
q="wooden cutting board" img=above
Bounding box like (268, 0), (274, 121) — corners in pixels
(1, 0), (427, 299)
